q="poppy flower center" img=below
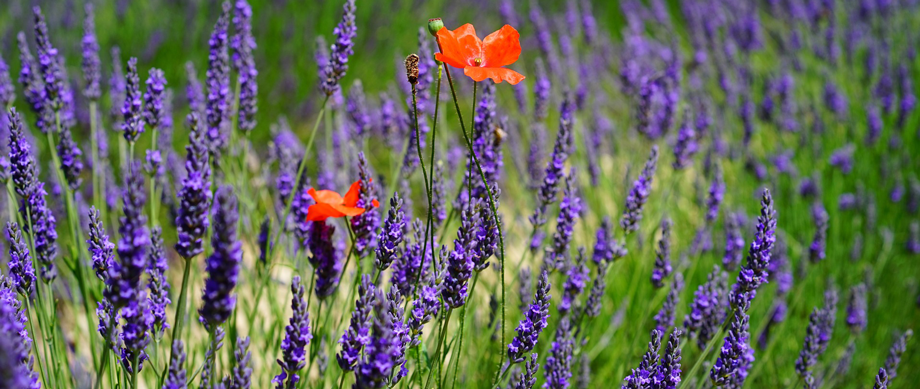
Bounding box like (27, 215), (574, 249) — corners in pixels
(473, 57), (483, 66)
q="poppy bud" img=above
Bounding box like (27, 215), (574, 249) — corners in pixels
(405, 54), (420, 85)
(428, 18), (444, 36)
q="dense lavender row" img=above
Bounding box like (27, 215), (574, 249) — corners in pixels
(0, 0), (917, 388)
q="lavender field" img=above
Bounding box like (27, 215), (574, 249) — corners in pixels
(0, 0), (917, 388)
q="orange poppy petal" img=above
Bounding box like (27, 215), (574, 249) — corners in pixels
(436, 24), (481, 69)
(343, 180), (361, 207)
(308, 188), (344, 205)
(307, 203), (345, 221)
(482, 25), (522, 68)
(330, 204), (366, 217)
(464, 67), (526, 85)
(372, 199), (380, 208)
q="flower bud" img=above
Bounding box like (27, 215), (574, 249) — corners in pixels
(428, 18), (444, 36)
(405, 54), (420, 85)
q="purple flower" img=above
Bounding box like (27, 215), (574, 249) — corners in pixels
(232, 0), (258, 134)
(873, 368), (889, 389)
(109, 46), (126, 123)
(560, 249), (589, 314)
(533, 59), (551, 121)
(531, 98), (574, 229)
(5, 222), (35, 296)
(621, 145), (659, 234)
(723, 212), (744, 271)
(375, 192), (404, 271)
(585, 262), (609, 318)
(622, 329), (662, 389)
(908, 222), (920, 255)
(0, 280), (40, 389)
(543, 318), (575, 389)
(105, 163), (149, 308)
(546, 169), (581, 270)
(654, 274), (684, 333)
(33, 6), (64, 114)
(808, 203), (829, 263)
(273, 276), (311, 389)
(0, 56), (14, 110)
(121, 58), (144, 142)
(883, 329), (912, 382)
(897, 63), (915, 130)
(338, 275), (375, 371)
(510, 353), (539, 389)
(86, 207), (113, 281)
(119, 293), (153, 374)
(442, 205), (476, 309)
(163, 340), (187, 389)
(185, 62), (206, 121)
(845, 284), (867, 334)
(794, 290), (838, 382)
(56, 126), (83, 190)
(651, 218), (673, 288)
(706, 163), (725, 224)
(829, 144), (855, 174)
(143, 68), (167, 131)
(354, 286), (398, 389)
(351, 152), (379, 257)
(390, 219), (431, 297)
(684, 265), (728, 350)
(175, 113), (212, 259)
(309, 220), (342, 299)
(592, 217), (626, 265)
(147, 227), (171, 337)
(321, 0), (357, 96)
(17, 32), (52, 134)
(509, 269), (551, 363)
(81, 3), (102, 100)
(228, 336), (253, 389)
(408, 260), (443, 347)
(206, 3), (232, 160)
(199, 185), (241, 328)
(672, 115), (699, 170)
(199, 327), (225, 389)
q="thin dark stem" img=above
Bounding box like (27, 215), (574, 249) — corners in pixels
(424, 309), (453, 389)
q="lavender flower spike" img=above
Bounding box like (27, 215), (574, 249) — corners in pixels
(0, 280), (40, 388)
(351, 152), (379, 257)
(321, 0), (357, 96)
(543, 318), (575, 389)
(338, 275), (375, 371)
(354, 287), (398, 389)
(121, 58), (144, 142)
(105, 162), (149, 308)
(205, 3), (232, 160)
(33, 6), (64, 113)
(375, 192), (405, 271)
(227, 336), (253, 389)
(148, 227), (171, 337)
(654, 274), (684, 333)
(6, 222), (35, 296)
(559, 248), (588, 314)
(143, 68), (167, 131)
(273, 276), (311, 389)
(86, 207), (114, 280)
(651, 218), (673, 288)
(199, 185), (241, 328)
(530, 97), (575, 229)
(175, 113), (212, 259)
(808, 204), (828, 263)
(722, 213), (744, 271)
(163, 340), (187, 389)
(873, 368), (889, 389)
(81, 3), (102, 100)
(232, 0), (258, 133)
(441, 205), (476, 309)
(309, 220), (343, 299)
(509, 269), (551, 363)
(546, 169), (581, 271)
(621, 145), (659, 234)
(57, 126), (83, 190)
(845, 284), (867, 334)
(883, 329), (912, 382)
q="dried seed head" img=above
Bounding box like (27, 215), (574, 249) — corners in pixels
(405, 54), (420, 85)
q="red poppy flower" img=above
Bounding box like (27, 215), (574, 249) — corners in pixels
(435, 24), (525, 85)
(306, 180), (379, 222)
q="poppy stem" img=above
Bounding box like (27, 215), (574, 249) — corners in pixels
(418, 60), (443, 307)
(410, 72), (435, 301)
(436, 45), (508, 387)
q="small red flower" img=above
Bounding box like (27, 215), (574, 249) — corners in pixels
(306, 180), (379, 222)
(435, 24), (525, 85)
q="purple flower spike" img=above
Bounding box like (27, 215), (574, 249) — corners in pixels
(273, 276), (311, 389)
(651, 218), (673, 288)
(86, 207), (114, 280)
(0, 280), (40, 388)
(354, 286), (398, 389)
(375, 192), (405, 271)
(321, 0), (357, 96)
(351, 152), (379, 257)
(510, 353), (539, 389)
(560, 249), (589, 315)
(205, 3), (232, 161)
(147, 227), (171, 337)
(199, 185), (241, 328)
(873, 368), (889, 389)
(808, 204), (829, 263)
(883, 330), (912, 383)
(672, 114), (699, 170)
(543, 318), (575, 389)
(546, 169), (581, 271)
(309, 220), (343, 299)
(621, 145), (659, 234)
(795, 289), (838, 383)
(6, 222), (35, 296)
(143, 68), (167, 131)
(228, 336), (253, 389)
(232, 0), (258, 134)
(81, 3), (102, 100)
(56, 126), (83, 190)
(105, 163), (149, 308)
(33, 6), (64, 114)
(509, 269), (551, 363)
(119, 294), (152, 374)
(442, 206), (476, 309)
(175, 113), (212, 259)
(163, 340), (187, 389)
(706, 164), (725, 224)
(338, 275), (375, 371)
(845, 284), (867, 334)
(654, 273), (684, 333)
(121, 58), (144, 142)
(531, 97), (575, 229)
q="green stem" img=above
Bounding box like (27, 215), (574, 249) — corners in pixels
(24, 298), (49, 387)
(437, 55), (507, 386)
(165, 255), (194, 379)
(448, 274), (478, 389)
(424, 309), (453, 389)
(410, 77), (434, 300)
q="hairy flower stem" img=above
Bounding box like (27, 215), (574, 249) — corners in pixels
(448, 273), (479, 389)
(411, 75), (434, 297)
(435, 41), (508, 385)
